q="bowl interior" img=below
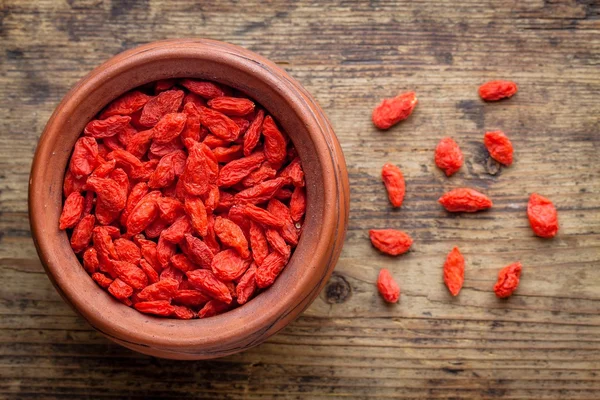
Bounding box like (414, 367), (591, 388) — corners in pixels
(29, 39), (347, 358)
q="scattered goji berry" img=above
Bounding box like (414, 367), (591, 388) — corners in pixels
(443, 247), (464, 296)
(435, 137), (463, 176)
(369, 229), (413, 256)
(527, 193), (559, 238)
(479, 80), (518, 101)
(372, 91), (417, 129)
(438, 188), (493, 212)
(494, 262), (522, 298)
(484, 130), (514, 166)
(377, 268), (400, 303)
(381, 163), (405, 208)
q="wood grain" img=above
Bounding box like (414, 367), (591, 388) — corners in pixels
(1, 0), (599, 398)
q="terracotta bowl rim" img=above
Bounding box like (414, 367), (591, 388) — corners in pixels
(29, 39), (349, 357)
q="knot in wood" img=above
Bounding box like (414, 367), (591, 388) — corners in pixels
(324, 274), (351, 304)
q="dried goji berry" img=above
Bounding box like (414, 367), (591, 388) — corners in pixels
(153, 113), (187, 144)
(148, 150), (187, 189)
(145, 217), (169, 239)
(232, 117), (251, 134)
(243, 109), (265, 156)
(278, 157), (304, 187)
(137, 278), (179, 301)
(162, 216), (193, 243)
(443, 247), (464, 296)
(218, 151), (265, 187)
(149, 137), (184, 158)
(126, 191), (161, 235)
(478, 80), (518, 101)
(117, 124), (137, 147)
(438, 188), (493, 212)
(255, 251), (289, 289)
(183, 92), (206, 108)
(186, 269), (232, 304)
(484, 130), (514, 166)
(372, 91), (417, 130)
(85, 176), (127, 215)
(69, 137), (99, 178)
(204, 215), (221, 254)
(211, 249), (251, 281)
(369, 229), (413, 256)
(134, 300), (176, 316)
(435, 137), (463, 177)
(182, 234), (214, 269)
(156, 196), (185, 224)
(381, 163), (405, 208)
(108, 278), (133, 301)
(198, 300), (230, 318)
(59, 192), (85, 230)
(212, 144), (244, 163)
(262, 116), (287, 166)
(63, 169), (87, 197)
(240, 204), (284, 228)
(494, 262), (522, 298)
(267, 199), (298, 245)
(203, 133), (230, 149)
(114, 238), (141, 265)
(527, 193), (559, 238)
(139, 89), (184, 127)
(377, 268), (400, 303)
(243, 162), (278, 187)
(173, 289), (210, 307)
(160, 265), (184, 283)
(100, 91), (152, 119)
(184, 196), (208, 237)
(156, 234), (177, 267)
(265, 229), (290, 257)
(92, 272), (113, 288)
(83, 247), (99, 274)
(84, 115), (131, 138)
(234, 177), (288, 205)
(111, 260), (148, 289)
(106, 149), (146, 180)
(139, 258), (159, 284)
(207, 96), (255, 116)
(91, 158), (116, 179)
(172, 305), (195, 319)
(180, 79), (225, 99)
(289, 186), (306, 223)
(236, 263), (257, 305)
(198, 106), (240, 142)
(214, 217), (250, 258)
(180, 140), (211, 196)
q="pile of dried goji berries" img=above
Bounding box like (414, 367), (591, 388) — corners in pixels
(59, 78), (307, 319)
(371, 81), (559, 303)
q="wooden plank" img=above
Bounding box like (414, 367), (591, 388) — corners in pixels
(1, 0), (599, 398)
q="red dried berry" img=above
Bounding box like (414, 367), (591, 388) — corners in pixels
(255, 251), (289, 289)
(83, 247), (100, 274)
(494, 262), (522, 298)
(185, 196), (208, 237)
(214, 217), (250, 258)
(435, 137), (463, 176)
(484, 130), (514, 166)
(198, 106), (241, 142)
(84, 115), (131, 138)
(134, 300), (176, 316)
(236, 263), (257, 305)
(139, 89), (184, 127)
(186, 269), (232, 304)
(218, 151), (265, 187)
(100, 91), (152, 118)
(69, 137), (99, 178)
(59, 192), (85, 230)
(381, 163), (405, 208)
(289, 186), (306, 223)
(479, 80), (518, 101)
(211, 249), (251, 281)
(443, 247), (464, 296)
(243, 109), (265, 156)
(92, 272), (113, 289)
(182, 234), (214, 269)
(262, 116), (287, 166)
(108, 278), (134, 301)
(377, 268), (400, 303)
(527, 193), (559, 238)
(207, 96), (255, 116)
(137, 278), (179, 301)
(369, 229), (413, 256)
(438, 188), (493, 212)
(372, 91), (417, 130)
(180, 79), (225, 99)
(240, 204), (284, 228)
(234, 177), (288, 205)
(153, 113), (187, 144)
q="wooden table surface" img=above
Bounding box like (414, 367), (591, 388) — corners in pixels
(2, 1), (600, 398)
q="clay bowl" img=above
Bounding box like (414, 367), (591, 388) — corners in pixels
(29, 39), (349, 360)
